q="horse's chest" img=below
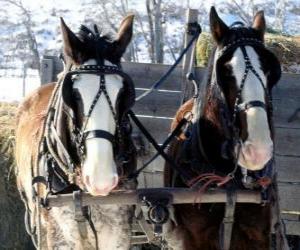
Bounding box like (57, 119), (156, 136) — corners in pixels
(45, 204), (132, 250)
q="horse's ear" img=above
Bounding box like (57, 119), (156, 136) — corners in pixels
(210, 6), (229, 44)
(60, 17), (85, 64)
(252, 11), (265, 40)
(114, 15), (134, 58)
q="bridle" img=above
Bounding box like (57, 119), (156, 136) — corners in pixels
(37, 58), (136, 195)
(68, 64), (134, 160)
(188, 36), (277, 192)
(212, 37), (274, 161)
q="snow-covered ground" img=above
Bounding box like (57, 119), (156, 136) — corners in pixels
(1, 0), (300, 102)
(0, 70), (40, 102)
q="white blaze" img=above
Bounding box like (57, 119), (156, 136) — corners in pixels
(230, 46), (273, 170)
(73, 60), (123, 196)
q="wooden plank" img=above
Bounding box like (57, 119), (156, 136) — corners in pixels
(43, 56), (300, 101)
(282, 220), (300, 236)
(134, 89), (181, 114)
(124, 62), (183, 90)
(273, 73), (300, 98)
(134, 116), (300, 157)
(47, 188), (263, 207)
(273, 99), (300, 129)
(278, 183), (300, 212)
(275, 127), (300, 157)
(46, 55), (63, 76)
(276, 155), (300, 182)
(40, 58), (54, 84)
(132, 92), (299, 129)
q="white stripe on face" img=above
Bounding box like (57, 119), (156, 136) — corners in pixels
(73, 60), (123, 196)
(229, 47), (273, 170)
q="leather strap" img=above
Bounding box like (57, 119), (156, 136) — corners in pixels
(219, 189), (237, 250)
(83, 130), (115, 143)
(73, 191), (88, 239)
(237, 100), (266, 112)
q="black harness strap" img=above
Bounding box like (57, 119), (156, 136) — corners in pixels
(128, 110), (192, 182)
(219, 189), (237, 250)
(237, 100), (266, 112)
(83, 130), (115, 143)
(129, 116), (189, 179)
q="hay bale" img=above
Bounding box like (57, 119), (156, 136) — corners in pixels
(0, 102), (34, 249)
(196, 32), (300, 73)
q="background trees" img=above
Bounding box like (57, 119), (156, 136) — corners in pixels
(0, 0), (299, 74)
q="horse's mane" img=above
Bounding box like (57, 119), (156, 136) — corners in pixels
(77, 25), (112, 46)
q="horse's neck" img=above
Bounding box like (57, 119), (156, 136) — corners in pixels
(197, 86), (234, 171)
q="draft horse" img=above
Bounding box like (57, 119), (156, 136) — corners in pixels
(165, 7), (281, 250)
(15, 15), (137, 249)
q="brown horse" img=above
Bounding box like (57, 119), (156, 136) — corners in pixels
(164, 7), (281, 250)
(15, 15), (137, 249)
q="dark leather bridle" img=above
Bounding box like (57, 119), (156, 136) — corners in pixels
(64, 64), (136, 159)
(186, 36), (279, 192)
(207, 37), (274, 162)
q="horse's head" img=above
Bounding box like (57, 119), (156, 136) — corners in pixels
(60, 16), (135, 196)
(209, 7), (281, 171)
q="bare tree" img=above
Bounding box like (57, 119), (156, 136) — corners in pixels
(0, 0), (41, 73)
(146, 0), (164, 63)
(275, 0), (287, 32)
(90, 0), (137, 62)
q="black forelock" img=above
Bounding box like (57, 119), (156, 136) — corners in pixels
(74, 24), (121, 64)
(77, 25), (112, 44)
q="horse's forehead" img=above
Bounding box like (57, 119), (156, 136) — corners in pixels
(229, 46), (265, 88)
(73, 74), (123, 97)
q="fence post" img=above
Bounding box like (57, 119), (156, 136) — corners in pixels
(40, 58), (54, 84)
(181, 8), (198, 104)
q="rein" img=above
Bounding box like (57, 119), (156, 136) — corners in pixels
(135, 22), (201, 101)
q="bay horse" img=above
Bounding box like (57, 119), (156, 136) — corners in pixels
(15, 15), (137, 249)
(164, 7), (281, 250)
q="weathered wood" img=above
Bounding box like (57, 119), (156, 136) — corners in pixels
(276, 156), (300, 182)
(278, 184), (300, 211)
(133, 116), (300, 155)
(273, 73), (300, 98)
(282, 220), (300, 236)
(41, 56), (300, 98)
(273, 99), (300, 129)
(47, 188), (262, 207)
(40, 58), (54, 84)
(275, 127), (300, 157)
(132, 93), (300, 129)
(272, 213), (300, 236)
(182, 9), (198, 103)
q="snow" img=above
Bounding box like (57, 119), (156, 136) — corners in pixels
(0, 75), (40, 102)
(1, 0), (300, 102)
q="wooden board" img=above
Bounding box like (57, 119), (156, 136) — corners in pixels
(278, 184), (300, 211)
